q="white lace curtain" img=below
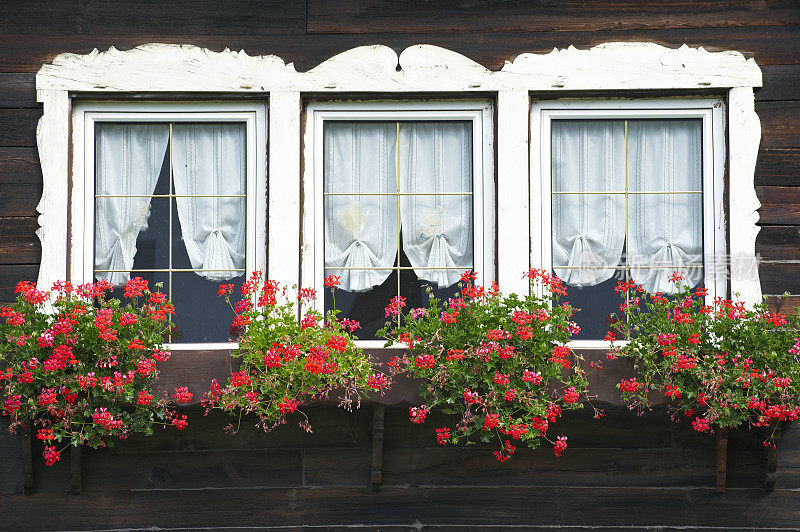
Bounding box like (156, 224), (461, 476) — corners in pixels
(552, 121), (627, 288)
(552, 119), (702, 294)
(94, 123), (246, 285)
(399, 122), (473, 288)
(324, 121), (473, 292)
(627, 120), (703, 292)
(172, 123), (247, 281)
(95, 123), (169, 285)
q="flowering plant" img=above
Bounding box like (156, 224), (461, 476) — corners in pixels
(611, 274), (800, 446)
(0, 278), (189, 466)
(379, 270), (594, 461)
(205, 272), (389, 433)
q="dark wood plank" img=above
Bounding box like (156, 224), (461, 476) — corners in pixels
(0, 1), (306, 35)
(757, 65), (800, 102)
(755, 148), (800, 187)
(308, 0), (800, 34)
(759, 262), (800, 295)
(112, 407), (373, 454)
(304, 447), (371, 487)
(82, 448), (303, 491)
(757, 101), (800, 150)
(766, 295), (800, 315)
(0, 264), (38, 303)
(0, 74), (37, 108)
(0, 217), (40, 264)
(0, 182), (42, 217)
(80, 0), (306, 35)
(2, 485), (800, 530)
(756, 225), (800, 261)
(0, 418), (24, 495)
(0, 147), (42, 185)
(2, 25), (800, 73)
(0, 109), (40, 147)
(0, 2), (80, 33)
(757, 186), (800, 225)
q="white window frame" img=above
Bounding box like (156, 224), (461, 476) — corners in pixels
(35, 43), (763, 353)
(72, 101), (268, 350)
(531, 98), (726, 349)
(303, 101), (495, 348)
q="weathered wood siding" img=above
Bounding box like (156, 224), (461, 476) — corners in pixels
(0, 1), (799, 529)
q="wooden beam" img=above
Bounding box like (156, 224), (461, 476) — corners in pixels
(371, 403), (385, 491)
(764, 423), (782, 493)
(716, 429), (728, 493)
(20, 422), (32, 495)
(70, 445), (81, 495)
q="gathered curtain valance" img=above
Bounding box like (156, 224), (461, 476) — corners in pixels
(94, 123), (247, 285)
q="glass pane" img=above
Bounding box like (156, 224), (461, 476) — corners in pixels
(94, 196), (171, 274)
(551, 120), (626, 193)
(324, 194), (398, 294)
(324, 267), (396, 340)
(170, 272), (245, 343)
(627, 119), (703, 193)
(559, 271), (624, 341)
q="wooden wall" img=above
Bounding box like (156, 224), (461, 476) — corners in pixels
(1, 1), (799, 529)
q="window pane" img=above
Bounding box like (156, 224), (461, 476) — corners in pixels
(94, 121), (248, 344)
(551, 117), (705, 340)
(170, 272), (245, 343)
(558, 272), (623, 341)
(552, 120), (626, 193)
(323, 119), (475, 340)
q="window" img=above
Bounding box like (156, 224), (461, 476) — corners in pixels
(306, 102), (494, 340)
(74, 102), (267, 346)
(532, 99), (726, 344)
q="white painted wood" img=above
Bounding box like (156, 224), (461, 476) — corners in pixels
(35, 89), (70, 291)
(268, 92), (301, 288)
(496, 91), (530, 295)
(728, 87), (762, 307)
(504, 43), (761, 90)
(37, 42), (760, 94)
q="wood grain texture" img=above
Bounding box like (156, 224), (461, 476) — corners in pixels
(0, 0), (306, 35)
(307, 0), (800, 33)
(755, 149), (800, 187)
(757, 186), (800, 225)
(759, 263), (800, 294)
(757, 101), (800, 149)
(0, 264), (38, 303)
(0, 217), (40, 264)
(2, 484), (799, 530)
(1, 24), (799, 74)
(0, 74), (37, 108)
(0, 147), (42, 184)
(757, 65), (800, 101)
(756, 225), (800, 261)
(0, 109), (40, 147)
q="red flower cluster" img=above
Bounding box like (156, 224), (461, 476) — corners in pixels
(380, 270), (593, 461)
(0, 278), (189, 465)
(613, 274), (800, 446)
(208, 274), (386, 434)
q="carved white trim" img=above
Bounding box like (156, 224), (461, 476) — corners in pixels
(728, 87), (763, 306)
(35, 42), (763, 304)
